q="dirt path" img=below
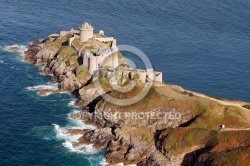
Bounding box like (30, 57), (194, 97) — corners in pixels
(221, 128), (250, 131)
(172, 84), (249, 111)
(154, 83), (250, 111)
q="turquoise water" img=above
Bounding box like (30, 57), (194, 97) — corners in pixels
(0, 0), (250, 165)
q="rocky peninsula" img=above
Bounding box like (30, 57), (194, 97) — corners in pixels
(23, 23), (250, 166)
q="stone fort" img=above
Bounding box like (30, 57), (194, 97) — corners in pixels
(49, 22), (162, 84)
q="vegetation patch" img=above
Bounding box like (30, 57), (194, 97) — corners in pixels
(159, 128), (219, 155)
(57, 46), (78, 67)
(201, 146), (250, 166)
(243, 104), (250, 110)
(75, 65), (91, 80)
(72, 38), (82, 49)
(211, 130), (250, 152)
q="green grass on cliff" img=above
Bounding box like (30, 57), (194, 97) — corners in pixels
(45, 33), (72, 49)
(188, 105), (250, 129)
(201, 131), (250, 166)
(211, 130), (250, 153)
(243, 104), (250, 110)
(159, 128), (219, 155)
(98, 76), (113, 92)
(72, 38), (82, 49)
(57, 46), (78, 67)
(97, 83), (250, 130)
(208, 146), (250, 166)
(158, 128), (250, 165)
(75, 65), (91, 80)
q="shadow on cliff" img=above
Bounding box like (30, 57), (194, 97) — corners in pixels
(180, 147), (212, 166)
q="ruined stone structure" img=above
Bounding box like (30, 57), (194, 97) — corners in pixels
(79, 22), (94, 43)
(51, 22), (163, 83)
(101, 67), (162, 84)
(83, 49), (119, 75)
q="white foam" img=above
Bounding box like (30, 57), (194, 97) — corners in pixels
(0, 59), (4, 64)
(4, 44), (19, 51)
(43, 136), (52, 140)
(4, 44), (27, 56)
(100, 158), (109, 166)
(116, 163), (136, 166)
(39, 92), (54, 96)
(68, 100), (80, 108)
(68, 111), (96, 130)
(58, 91), (70, 94)
(53, 124), (97, 154)
(62, 142), (96, 154)
(39, 71), (54, 77)
(26, 84), (58, 91)
(117, 163), (124, 166)
(18, 45), (27, 56)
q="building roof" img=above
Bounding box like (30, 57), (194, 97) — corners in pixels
(80, 22), (94, 30)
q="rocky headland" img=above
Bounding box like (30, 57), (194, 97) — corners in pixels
(23, 32), (250, 166)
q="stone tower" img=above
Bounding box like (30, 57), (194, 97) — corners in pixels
(111, 39), (118, 51)
(79, 22), (94, 43)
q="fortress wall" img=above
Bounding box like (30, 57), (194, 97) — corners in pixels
(89, 56), (97, 75)
(68, 35), (76, 47)
(96, 37), (114, 42)
(102, 55), (113, 67)
(72, 30), (80, 34)
(154, 72), (163, 83)
(60, 31), (69, 36)
(48, 34), (59, 38)
(100, 53), (119, 68)
(96, 56), (105, 68)
(119, 68), (147, 83)
(138, 71), (147, 83)
(83, 52), (98, 75)
(83, 53), (89, 68)
(48, 34), (59, 41)
(112, 53), (119, 68)
(71, 43), (79, 53)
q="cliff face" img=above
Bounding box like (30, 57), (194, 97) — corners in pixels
(24, 34), (250, 166)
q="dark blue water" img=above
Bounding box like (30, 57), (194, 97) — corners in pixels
(0, 0), (250, 165)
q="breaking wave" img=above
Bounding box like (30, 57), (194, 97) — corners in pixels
(53, 109), (97, 154)
(26, 82), (69, 96)
(4, 44), (27, 56)
(68, 100), (80, 108)
(26, 83), (58, 91)
(53, 124), (97, 154)
(100, 159), (109, 166)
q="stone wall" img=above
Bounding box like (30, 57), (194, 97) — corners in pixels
(113, 67), (163, 84)
(154, 71), (163, 83)
(83, 51), (119, 75)
(96, 37), (114, 42)
(68, 35), (76, 47)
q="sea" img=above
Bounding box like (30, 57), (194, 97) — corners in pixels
(0, 0), (250, 165)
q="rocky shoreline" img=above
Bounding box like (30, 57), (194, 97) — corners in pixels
(23, 33), (250, 166)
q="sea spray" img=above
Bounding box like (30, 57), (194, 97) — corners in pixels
(68, 100), (80, 108)
(67, 110), (96, 130)
(53, 124), (97, 154)
(27, 83), (58, 91)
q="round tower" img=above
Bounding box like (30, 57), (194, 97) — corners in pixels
(79, 22), (94, 43)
